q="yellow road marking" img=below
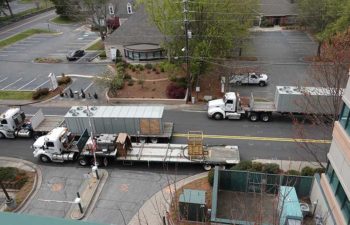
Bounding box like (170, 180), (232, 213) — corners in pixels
(173, 133), (331, 144)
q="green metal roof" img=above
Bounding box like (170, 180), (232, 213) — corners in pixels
(278, 186), (303, 224)
(0, 212), (105, 225)
(179, 189), (206, 205)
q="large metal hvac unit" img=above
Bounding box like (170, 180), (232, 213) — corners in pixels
(64, 106), (165, 136)
(274, 86), (340, 114)
(278, 186), (303, 225)
(179, 189), (207, 222)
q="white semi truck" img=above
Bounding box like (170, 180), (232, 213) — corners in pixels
(207, 86), (341, 122)
(0, 108), (64, 139)
(33, 128), (240, 170)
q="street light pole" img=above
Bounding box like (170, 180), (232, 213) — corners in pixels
(183, 0), (191, 102)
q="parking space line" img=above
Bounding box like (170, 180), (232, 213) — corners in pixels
(18, 78), (37, 90)
(48, 53), (65, 56)
(19, 40), (40, 43)
(34, 80), (49, 90)
(0, 55), (8, 57)
(8, 47), (25, 50)
(1, 78), (23, 90)
(83, 82), (94, 92)
(0, 50), (17, 53)
(0, 77), (8, 83)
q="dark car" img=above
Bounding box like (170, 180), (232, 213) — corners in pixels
(66, 50), (85, 61)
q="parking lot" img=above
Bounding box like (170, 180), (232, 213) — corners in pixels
(0, 24), (99, 63)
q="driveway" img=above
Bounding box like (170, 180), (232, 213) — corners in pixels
(22, 164), (201, 224)
(226, 30), (318, 100)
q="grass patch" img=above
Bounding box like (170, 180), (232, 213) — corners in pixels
(86, 40), (104, 51)
(51, 16), (76, 24)
(0, 91), (33, 100)
(34, 57), (63, 63)
(0, 28), (54, 49)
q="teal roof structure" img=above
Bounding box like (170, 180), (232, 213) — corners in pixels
(278, 186), (303, 225)
(0, 212), (105, 225)
(179, 189), (206, 205)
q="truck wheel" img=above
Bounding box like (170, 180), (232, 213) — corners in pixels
(39, 155), (51, 163)
(203, 164), (212, 171)
(0, 133), (5, 139)
(249, 113), (259, 122)
(151, 138), (158, 143)
(236, 81), (242, 86)
(78, 157), (88, 166)
(213, 113), (223, 120)
(260, 113), (270, 122)
(259, 81), (266, 87)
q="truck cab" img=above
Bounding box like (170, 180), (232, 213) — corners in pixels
(207, 92), (243, 120)
(0, 108), (28, 138)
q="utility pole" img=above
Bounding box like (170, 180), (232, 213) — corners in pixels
(183, 0), (191, 102)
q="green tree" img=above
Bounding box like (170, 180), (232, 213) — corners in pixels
(50, 0), (81, 20)
(139, 0), (258, 76)
(0, 0), (13, 17)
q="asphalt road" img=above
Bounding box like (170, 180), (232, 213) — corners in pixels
(0, 105), (330, 163)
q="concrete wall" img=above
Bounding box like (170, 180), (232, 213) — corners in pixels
(328, 122), (350, 198)
(310, 175), (336, 225)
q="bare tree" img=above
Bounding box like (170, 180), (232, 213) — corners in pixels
(292, 30), (350, 168)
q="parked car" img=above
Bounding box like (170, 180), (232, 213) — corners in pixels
(229, 73), (269, 87)
(66, 50), (85, 61)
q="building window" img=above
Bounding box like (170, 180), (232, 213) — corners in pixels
(127, 3), (133, 14)
(125, 49), (165, 61)
(326, 162), (333, 179)
(108, 4), (114, 15)
(340, 103), (350, 135)
(343, 199), (350, 224)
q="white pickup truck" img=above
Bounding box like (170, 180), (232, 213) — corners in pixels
(229, 73), (268, 87)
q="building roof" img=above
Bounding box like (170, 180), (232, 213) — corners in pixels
(179, 189), (206, 205)
(105, 5), (164, 46)
(114, 0), (135, 19)
(278, 186), (303, 224)
(259, 0), (298, 17)
(0, 212), (105, 225)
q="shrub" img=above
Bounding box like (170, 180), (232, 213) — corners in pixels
(160, 67), (165, 72)
(208, 169), (214, 186)
(127, 79), (134, 86)
(262, 163), (280, 174)
(110, 75), (124, 90)
(152, 67), (157, 72)
(314, 167), (326, 174)
(166, 83), (186, 99)
(159, 61), (177, 73)
(116, 67), (125, 78)
(0, 167), (17, 181)
(116, 62), (126, 69)
(99, 51), (107, 58)
(15, 176), (28, 188)
(250, 162), (263, 172)
(139, 65), (144, 71)
(145, 63), (153, 70)
(32, 88), (49, 100)
(57, 75), (71, 85)
(168, 74), (177, 82)
(301, 166), (315, 176)
(124, 73), (132, 80)
(176, 77), (187, 88)
(128, 64), (134, 69)
(286, 170), (301, 175)
(231, 160), (252, 170)
(131, 67), (136, 72)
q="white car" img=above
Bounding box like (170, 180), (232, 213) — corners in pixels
(229, 73), (268, 87)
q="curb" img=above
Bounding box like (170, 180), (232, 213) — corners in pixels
(128, 172), (208, 225)
(0, 157), (42, 213)
(66, 169), (108, 220)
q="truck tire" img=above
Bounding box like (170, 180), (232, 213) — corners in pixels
(213, 113), (223, 120)
(236, 81), (242, 86)
(78, 157), (88, 166)
(39, 155), (51, 163)
(249, 113), (259, 122)
(103, 157), (108, 167)
(259, 81), (266, 87)
(0, 132), (5, 139)
(203, 164), (212, 171)
(260, 113), (270, 122)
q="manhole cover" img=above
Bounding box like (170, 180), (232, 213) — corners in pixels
(119, 184), (128, 192)
(50, 183), (64, 192)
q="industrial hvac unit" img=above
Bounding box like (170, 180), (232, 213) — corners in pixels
(179, 189), (207, 222)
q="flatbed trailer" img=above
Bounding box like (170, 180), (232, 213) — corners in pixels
(30, 109), (64, 138)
